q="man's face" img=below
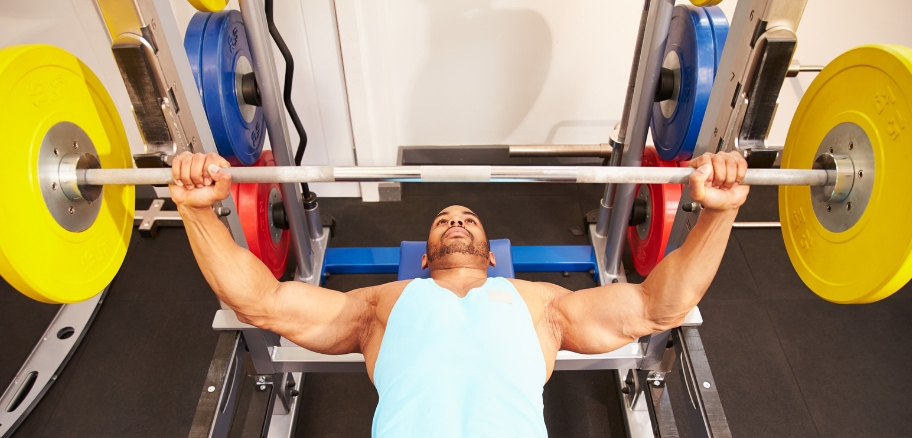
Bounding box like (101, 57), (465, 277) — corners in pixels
(422, 205), (493, 270)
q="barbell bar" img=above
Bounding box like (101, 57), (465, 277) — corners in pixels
(79, 163), (831, 186)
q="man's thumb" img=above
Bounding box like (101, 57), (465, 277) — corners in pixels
(209, 164), (231, 182)
(689, 164), (711, 201)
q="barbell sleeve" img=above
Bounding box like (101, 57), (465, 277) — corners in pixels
(81, 166), (831, 186)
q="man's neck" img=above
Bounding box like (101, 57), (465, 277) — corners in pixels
(429, 267), (488, 297)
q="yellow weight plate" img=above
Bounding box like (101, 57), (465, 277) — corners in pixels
(187, 0), (228, 12)
(690, 0), (724, 6)
(0, 45), (134, 303)
(780, 45), (912, 304)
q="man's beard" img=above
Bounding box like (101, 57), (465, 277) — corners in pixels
(426, 229), (490, 262)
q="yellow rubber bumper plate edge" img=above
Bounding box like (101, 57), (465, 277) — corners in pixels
(188, 0), (228, 12)
(0, 45), (134, 303)
(690, 0), (724, 6)
(780, 44), (912, 304)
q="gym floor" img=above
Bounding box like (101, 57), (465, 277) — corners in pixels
(3, 180), (912, 437)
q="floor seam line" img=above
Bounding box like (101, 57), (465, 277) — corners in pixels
(761, 300), (823, 437)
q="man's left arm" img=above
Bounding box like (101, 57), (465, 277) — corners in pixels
(553, 152), (749, 354)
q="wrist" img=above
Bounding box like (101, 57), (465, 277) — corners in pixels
(177, 203), (215, 219)
(698, 207), (739, 221)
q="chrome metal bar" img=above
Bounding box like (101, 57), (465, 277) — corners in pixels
(508, 144), (613, 158)
(265, 344), (647, 373)
(787, 60), (824, 77)
(604, 0), (677, 281)
(617, 2), (651, 146)
(239, 0), (314, 282)
(595, 124), (623, 237)
(595, 0), (652, 237)
(81, 166), (829, 186)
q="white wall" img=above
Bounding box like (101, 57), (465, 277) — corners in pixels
(3, 1), (912, 201)
(337, 0), (912, 199)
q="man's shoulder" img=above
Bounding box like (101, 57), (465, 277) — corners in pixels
(347, 279), (411, 302)
(506, 278), (572, 301)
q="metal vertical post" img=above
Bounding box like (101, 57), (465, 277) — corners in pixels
(603, 0), (676, 279)
(239, 0), (315, 281)
(595, 0), (650, 237)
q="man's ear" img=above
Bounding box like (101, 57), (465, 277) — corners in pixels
(421, 254), (428, 270)
(489, 252), (497, 267)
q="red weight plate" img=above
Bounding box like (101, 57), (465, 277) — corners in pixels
(628, 147), (683, 276)
(234, 151), (290, 279)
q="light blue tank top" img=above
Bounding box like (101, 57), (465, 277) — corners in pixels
(372, 277), (548, 437)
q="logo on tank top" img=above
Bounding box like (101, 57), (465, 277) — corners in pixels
(487, 289), (512, 304)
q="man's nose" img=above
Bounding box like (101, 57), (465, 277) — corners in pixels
(449, 219), (463, 227)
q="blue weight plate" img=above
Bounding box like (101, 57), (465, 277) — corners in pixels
(184, 12), (211, 97)
(650, 5), (722, 161)
(705, 5), (729, 72)
(200, 10), (265, 165)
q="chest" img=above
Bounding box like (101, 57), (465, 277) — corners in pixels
(362, 280), (556, 381)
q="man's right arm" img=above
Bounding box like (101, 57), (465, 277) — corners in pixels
(173, 152), (372, 355)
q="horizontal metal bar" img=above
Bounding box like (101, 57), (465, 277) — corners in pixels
(509, 144), (613, 158)
(267, 343), (646, 373)
(82, 166), (830, 186)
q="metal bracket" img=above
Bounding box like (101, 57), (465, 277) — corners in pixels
(666, 0), (807, 256)
(188, 331), (247, 438)
(0, 289), (107, 437)
(673, 327), (732, 438)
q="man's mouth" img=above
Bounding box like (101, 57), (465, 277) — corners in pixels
(445, 227), (470, 238)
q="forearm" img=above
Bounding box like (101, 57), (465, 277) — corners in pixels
(179, 205), (279, 320)
(640, 208), (738, 327)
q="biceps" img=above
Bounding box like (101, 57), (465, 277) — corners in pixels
(557, 286), (657, 354)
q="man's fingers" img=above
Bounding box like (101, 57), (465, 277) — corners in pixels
(171, 152), (191, 187)
(202, 153), (223, 186)
(216, 154), (231, 169)
(189, 154), (208, 187)
(723, 155), (739, 189)
(180, 153), (196, 189)
(736, 154), (747, 184)
(688, 154), (710, 170)
(711, 154), (727, 188)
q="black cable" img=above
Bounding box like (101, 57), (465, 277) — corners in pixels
(264, 0), (310, 195)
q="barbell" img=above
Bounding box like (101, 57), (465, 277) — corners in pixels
(2, 43), (911, 305)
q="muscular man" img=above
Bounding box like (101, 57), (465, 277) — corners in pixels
(171, 151), (748, 437)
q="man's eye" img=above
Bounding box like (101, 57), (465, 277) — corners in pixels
(438, 219), (447, 225)
(467, 219), (475, 224)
